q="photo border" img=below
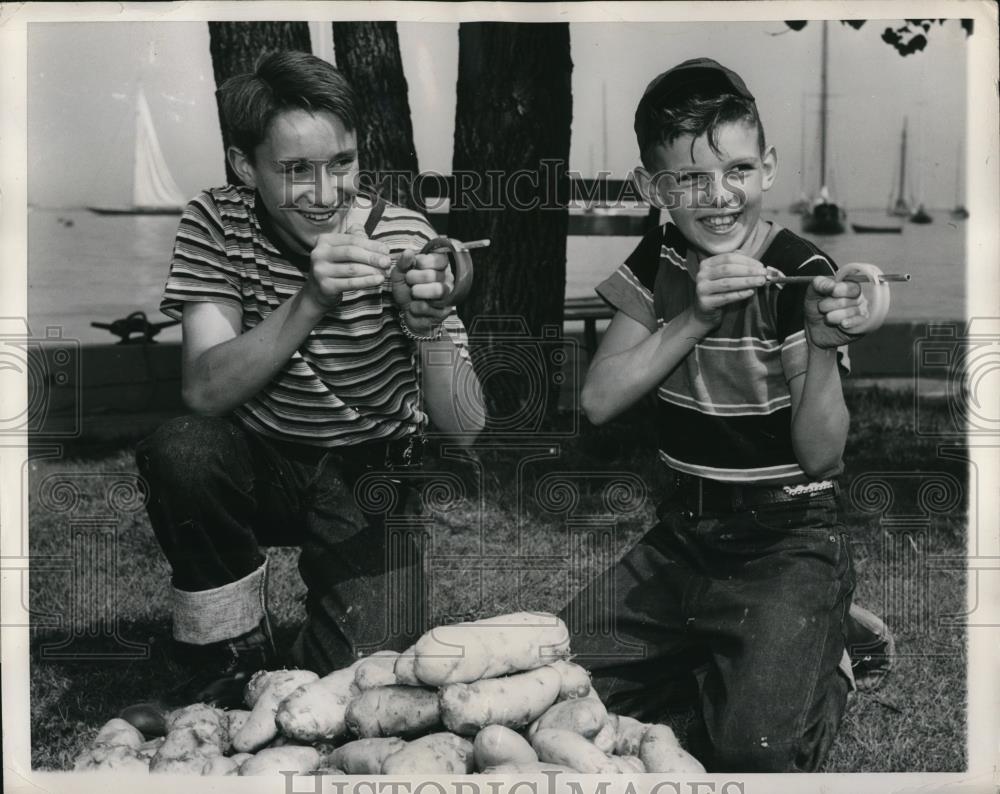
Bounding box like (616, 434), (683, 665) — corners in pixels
(2, 1), (997, 792)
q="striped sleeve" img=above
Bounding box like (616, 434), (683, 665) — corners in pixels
(777, 251), (851, 381)
(160, 193), (241, 320)
(594, 226), (662, 333)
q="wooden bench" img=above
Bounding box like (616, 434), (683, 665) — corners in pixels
(564, 295), (614, 356)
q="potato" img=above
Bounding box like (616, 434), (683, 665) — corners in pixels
(549, 660), (592, 700)
(73, 744), (149, 772)
(119, 703), (168, 738)
(639, 724), (705, 773)
(327, 737), (407, 774)
(354, 651), (401, 690)
(239, 745), (320, 776)
(591, 720), (616, 754)
(483, 762), (576, 774)
(232, 669), (319, 753)
(201, 755), (241, 775)
(531, 728), (615, 774)
(604, 755), (645, 774)
(346, 685), (441, 738)
(224, 709), (251, 749)
(136, 736), (166, 762)
(413, 612), (571, 686)
(165, 704), (227, 749)
(310, 767), (347, 776)
(440, 665), (562, 735)
(231, 752), (253, 765)
(381, 732), (474, 774)
(92, 717), (145, 750)
(473, 725), (538, 770)
(612, 714), (648, 756)
(394, 646), (420, 686)
(149, 726), (223, 774)
(275, 663), (361, 743)
(528, 697), (607, 740)
(266, 734), (304, 748)
(244, 669), (276, 708)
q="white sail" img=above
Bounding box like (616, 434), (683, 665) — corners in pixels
(132, 87), (186, 209)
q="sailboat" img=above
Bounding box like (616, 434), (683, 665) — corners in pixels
(887, 119), (912, 217)
(789, 95), (811, 215)
(89, 87), (186, 215)
(910, 203), (933, 224)
(951, 142), (969, 220)
(906, 111), (933, 225)
(802, 21), (846, 235)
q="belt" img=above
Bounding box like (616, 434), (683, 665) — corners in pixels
(268, 433), (426, 470)
(668, 471), (838, 516)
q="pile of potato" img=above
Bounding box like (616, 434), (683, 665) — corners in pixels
(73, 612), (704, 775)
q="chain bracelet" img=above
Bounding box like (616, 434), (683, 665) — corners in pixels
(398, 313), (444, 342)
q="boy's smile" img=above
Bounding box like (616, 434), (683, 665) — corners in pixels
(233, 109), (362, 254)
(642, 121), (777, 259)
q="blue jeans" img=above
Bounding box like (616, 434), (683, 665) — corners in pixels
(561, 489), (855, 772)
(135, 415), (426, 675)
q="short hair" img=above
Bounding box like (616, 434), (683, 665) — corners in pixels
(217, 50), (358, 159)
(638, 93), (766, 168)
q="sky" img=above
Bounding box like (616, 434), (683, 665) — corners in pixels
(26, 16), (970, 210)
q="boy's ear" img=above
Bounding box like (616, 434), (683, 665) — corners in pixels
(227, 146), (257, 188)
(761, 146), (778, 191)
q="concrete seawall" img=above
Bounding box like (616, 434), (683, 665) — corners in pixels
(563, 319), (965, 377)
(33, 319), (963, 442)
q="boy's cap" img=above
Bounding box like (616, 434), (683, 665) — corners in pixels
(635, 58), (756, 151)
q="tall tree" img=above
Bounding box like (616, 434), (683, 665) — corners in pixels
(207, 22), (312, 183)
(332, 22), (423, 210)
(449, 23), (573, 430)
(783, 18), (973, 56)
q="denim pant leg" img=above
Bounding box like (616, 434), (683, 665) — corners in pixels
(559, 508), (706, 722)
(688, 498), (855, 772)
(291, 459), (427, 676)
(135, 415), (305, 645)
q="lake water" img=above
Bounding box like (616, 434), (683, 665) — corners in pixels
(27, 206), (966, 345)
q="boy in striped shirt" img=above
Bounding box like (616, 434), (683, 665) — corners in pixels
(564, 59), (892, 771)
(133, 51), (483, 707)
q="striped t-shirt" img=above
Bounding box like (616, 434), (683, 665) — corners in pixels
(597, 221), (849, 485)
(161, 185), (469, 448)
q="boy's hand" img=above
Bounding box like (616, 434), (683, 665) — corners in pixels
(391, 248), (454, 334)
(804, 276), (869, 349)
(305, 225), (392, 311)
(693, 253), (768, 329)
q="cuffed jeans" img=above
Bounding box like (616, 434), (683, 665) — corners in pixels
(561, 490), (855, 772)
(136, 415), (426, 675)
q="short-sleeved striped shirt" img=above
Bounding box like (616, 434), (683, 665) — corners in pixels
(597, 221), (849, 485)
(162, 185), (469, 448)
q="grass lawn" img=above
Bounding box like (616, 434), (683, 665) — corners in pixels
(26, 386), (967, 772)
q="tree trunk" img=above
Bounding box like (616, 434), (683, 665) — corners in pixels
(331, 22), (422, 211)
(207, 22), (312, 183)
(449, 23), (573, 430)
